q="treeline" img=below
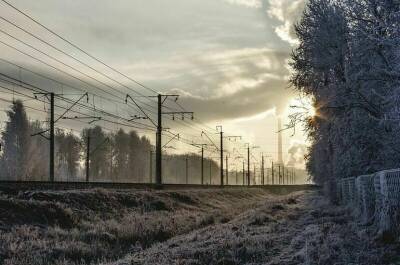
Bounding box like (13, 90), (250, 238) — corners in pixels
(0, 100), (220, 183)
(291, 0), (400, 190)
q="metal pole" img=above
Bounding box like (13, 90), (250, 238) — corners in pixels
(185, 155), (188, 184)
(254, 164), (256, 185)
(220, 130), (224, 186)
(86, 134), (90, 182)
(156, 94), (162, 185)
(225, 155), (228, 185)
(294, 168), (296, 184)
(50, 92), (55, 182)
(242, 161), (245, 185)
(272, 161), (274, 185)
(291, 168), (293, 184)
(278, 165), (281, 184)
(287, 169), (289, 184)
(247, 146), (250, 186)
(209, 159), (212, 184)
(261, 155), (264, 185)
(292, 168), (294, 184)
(291, 169), (293, 184)
(201, 146), (204, 185)
(149, 150), (153, 183)
(236, 168), (238, 185)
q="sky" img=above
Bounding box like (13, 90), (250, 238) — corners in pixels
(0, 0), (309, 169)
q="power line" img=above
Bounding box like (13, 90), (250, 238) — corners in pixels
(1, 0), (159, 95)
(0, 0), (267, 146)
(0, 21), (159, 102)
(0, 40), (208, 139)
(0, 80), (155, 132)
(0, 72), (155, 129)
(0, 35), (214, 143)
(0, 36), (161, 119)
(0, 0), (272, 185)
(0, 51), (223, 155)
(0, 4), (223, 141)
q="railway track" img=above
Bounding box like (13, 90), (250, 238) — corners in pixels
(0, 180), (319, 193)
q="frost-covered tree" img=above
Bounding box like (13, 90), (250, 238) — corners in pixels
(28, 120), (49, 181)
(55, 129), (81, 180)
(82, 126), (111, 181)
(113, 129), (129, 181)
(291, 0), (400, 188)
(126, 131), (141, 181)
(0, 100), (31, 180)
(344, 0), (400, 169)
(291, 0), (350, 184)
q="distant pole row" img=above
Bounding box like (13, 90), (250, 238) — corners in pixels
(32, 93), (297, 186)
(147, 153), (297, 185)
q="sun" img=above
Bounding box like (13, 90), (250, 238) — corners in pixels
(308, 103), (316, 117)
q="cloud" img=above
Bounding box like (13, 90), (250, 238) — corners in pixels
(161, 47), (294, 122)
(0, 0), (312, 165)
(267, 0), (305, 46)
(0, 0), (303, 133)
(170, 75), (293, 123)
(287, 141), (307, 166)
(223, 0), (262, 8)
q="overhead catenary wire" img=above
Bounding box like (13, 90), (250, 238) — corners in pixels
(0, 1), (271, 181)
(0, 38), (161, 119)
(0, 4), (223, 138)
(0, 81), (155, 132)
(0, 31), (217, 143)
(0, 72), (155, 130)
(0, 74), (224, 158)
(0, 0), (159, 95)
(0, 0), (266, 145)
(0, 22), (160, 105)
(0, 72), (222, 157)
(0, 38), (208, 138)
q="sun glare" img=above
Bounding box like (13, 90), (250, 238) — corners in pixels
(288, 97), (316, 118)
(309, 104), (316, 117)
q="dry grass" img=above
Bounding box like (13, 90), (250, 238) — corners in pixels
(107, 191), (400, 265)
(1, 188), (396, 265)
(0, 188), (271, 265)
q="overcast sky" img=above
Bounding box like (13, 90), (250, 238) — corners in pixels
(0, 0), (308, 167)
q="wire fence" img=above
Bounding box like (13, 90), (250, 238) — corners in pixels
(334, 169), (400, 238)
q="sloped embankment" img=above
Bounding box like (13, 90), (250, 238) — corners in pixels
(0, 187), (272, 265)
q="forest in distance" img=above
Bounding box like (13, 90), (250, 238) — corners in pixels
(0, 100), (224, 184)
(0, 100), (306, 184)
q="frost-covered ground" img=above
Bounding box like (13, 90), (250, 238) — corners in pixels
(107, 190), (400, 265)
(0, 188), (398, 265)
(0, 187), (271, 265)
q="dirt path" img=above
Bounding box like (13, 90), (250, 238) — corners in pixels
(108, 190), (399, 265)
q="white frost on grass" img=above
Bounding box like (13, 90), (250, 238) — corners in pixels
(0, 188), (272, 265)
(107, 191), (397, 265)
